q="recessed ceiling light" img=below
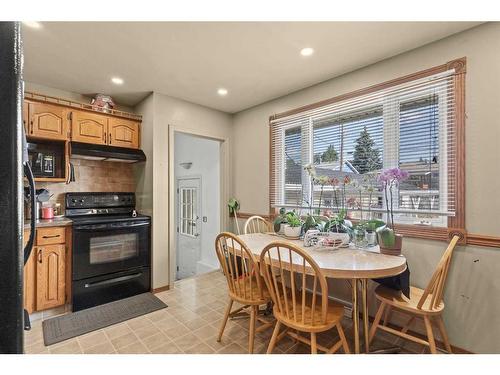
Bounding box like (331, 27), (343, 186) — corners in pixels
(300, 47), (314, 57)
(111, 77), (124, 85)
(22, 21), (42, 29)
(217, 88), (228, 96)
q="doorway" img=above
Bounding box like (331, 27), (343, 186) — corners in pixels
(174, 132), (221, 280)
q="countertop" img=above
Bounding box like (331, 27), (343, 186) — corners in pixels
(24, 217), (73, 230)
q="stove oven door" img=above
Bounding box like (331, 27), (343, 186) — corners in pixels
(72, 219), (150, 281)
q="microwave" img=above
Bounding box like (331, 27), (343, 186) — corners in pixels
(27, 143), (57, 178)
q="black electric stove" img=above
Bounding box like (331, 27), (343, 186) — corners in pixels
(66, 192), (151, 311)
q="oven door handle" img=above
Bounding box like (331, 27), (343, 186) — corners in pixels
(84, 272), (143, 288)
(74, 222), (150, 231)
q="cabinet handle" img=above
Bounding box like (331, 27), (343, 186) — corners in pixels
(30, 120), (34, 134)
(109, 133), (112, 144)
(38, 249), (43, 263)
(104, 132), (107, 143)
(42, 234), (60, 239)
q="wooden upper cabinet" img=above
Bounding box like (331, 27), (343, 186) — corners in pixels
(28, 102), (69, 140)
(71, 111), (108, 145)
(36, 244), (65, 311)
(108, 118), (140, 149)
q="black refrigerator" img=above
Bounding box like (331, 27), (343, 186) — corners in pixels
(0, 21), (35, 354)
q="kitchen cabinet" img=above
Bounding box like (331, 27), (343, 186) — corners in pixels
(71, 111), (108, 145)
(108, 118), (140, 149)
(36, 244), (66, 311)
(27, 101), (70, 141)
(23, 226), (69, 313)
(23, 230), (36, 314)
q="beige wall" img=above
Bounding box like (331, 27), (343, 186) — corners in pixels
(231, 23), (500, 353)
(134, 92), (233, 289)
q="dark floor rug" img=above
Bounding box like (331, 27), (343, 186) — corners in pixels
(42, 293), (167, 346)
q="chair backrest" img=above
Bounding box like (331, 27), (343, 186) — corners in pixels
(215, 232), (265, 302)
(244, 215), (272, 234)
(260, 241), (329, 328)
(418, 235), (460, 310)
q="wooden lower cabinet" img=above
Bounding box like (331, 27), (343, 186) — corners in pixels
(23, 227), (68, 313)
(36, 244), (66, 310)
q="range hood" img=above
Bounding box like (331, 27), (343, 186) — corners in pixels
(70, 142), (146, 163)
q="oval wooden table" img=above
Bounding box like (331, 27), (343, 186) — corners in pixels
(238, 233), (407, 354)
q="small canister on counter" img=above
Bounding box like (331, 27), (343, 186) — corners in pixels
(41, 203), (54, 219)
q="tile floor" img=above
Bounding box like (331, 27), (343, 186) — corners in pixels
(24, 270), (420, 354)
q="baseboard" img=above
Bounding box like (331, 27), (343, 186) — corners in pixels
(152, 285), (170, 294)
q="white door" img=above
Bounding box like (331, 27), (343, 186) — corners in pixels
(176, 177), (201, 280)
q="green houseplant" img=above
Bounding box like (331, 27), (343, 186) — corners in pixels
(377, 168), (409, 255)
(283, 211), (303, 238)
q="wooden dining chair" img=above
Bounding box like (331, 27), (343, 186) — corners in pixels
(214, 232), (274, 353)
(244, 215), (273, 234)
(260, 241), (350, 354)
(369, 235), (460, 354)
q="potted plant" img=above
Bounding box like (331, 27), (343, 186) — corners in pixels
(227, 197), (241, 234)
(273, 207), (288, 233)
(283, 211), (303, 238)
(365, 219), (386, 246)
(377, 168), (409, 255)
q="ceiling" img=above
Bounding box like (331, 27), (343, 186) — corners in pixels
(22, 22), (482, 113)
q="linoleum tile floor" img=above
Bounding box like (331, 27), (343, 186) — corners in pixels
(24, 270), (418, 354)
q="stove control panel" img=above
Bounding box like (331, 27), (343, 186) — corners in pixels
(66, 192), (135, 209)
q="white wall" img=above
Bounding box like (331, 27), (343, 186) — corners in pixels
(134, 92), (232, 289)
(231, 23), (500, 353)
(175, 132), (220, 271)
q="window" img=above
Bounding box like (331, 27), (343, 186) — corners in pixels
(270, 59), (465, 232)
(179, 187), (197, 236)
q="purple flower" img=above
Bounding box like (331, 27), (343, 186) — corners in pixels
(377, 168), (409, 185)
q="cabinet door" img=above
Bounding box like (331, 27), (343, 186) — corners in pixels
(23, 230), (36, 314)
(28, 102), (69, 140)
(23, 101), (29, 135)
(71, 111), (108, 145)
(36, 244), (65, 310)
(108, 118), (140, 149)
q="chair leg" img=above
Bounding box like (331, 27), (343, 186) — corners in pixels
(436, 315), (452, 353)
(337, 323), (351, 354)
(217, 299), (234, 342)
(369, 302), (386, 344)
(248, 306), (257, 354)
(311, 332), (317, 354)
(383, 306), (392, 326)
(266, 321), (281, 354)
(394, 315), (415, 347)
(423, 316), (437, 354)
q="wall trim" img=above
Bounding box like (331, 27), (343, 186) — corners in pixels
(235, 212), (500, 249)
(152, 285), (170, 294)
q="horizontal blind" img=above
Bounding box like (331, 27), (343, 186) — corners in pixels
(270, 69), (457, 218)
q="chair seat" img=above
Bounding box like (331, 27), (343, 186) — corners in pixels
(274, 290), (345, 332)
(374, 285), (444, 315)
(229, 276), (272, 305)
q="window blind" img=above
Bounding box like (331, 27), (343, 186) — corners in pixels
(270, 69), (457, 222)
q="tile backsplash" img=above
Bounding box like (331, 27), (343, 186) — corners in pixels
(35, 158), (136, 212)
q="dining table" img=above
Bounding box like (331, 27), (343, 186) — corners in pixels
(238, 232), (407, 354)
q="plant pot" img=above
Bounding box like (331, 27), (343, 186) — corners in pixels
(378, 233), (403, 256)
(284, 224), (301, 238)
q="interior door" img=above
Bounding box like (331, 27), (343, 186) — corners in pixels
(176, 177), (201, 280)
